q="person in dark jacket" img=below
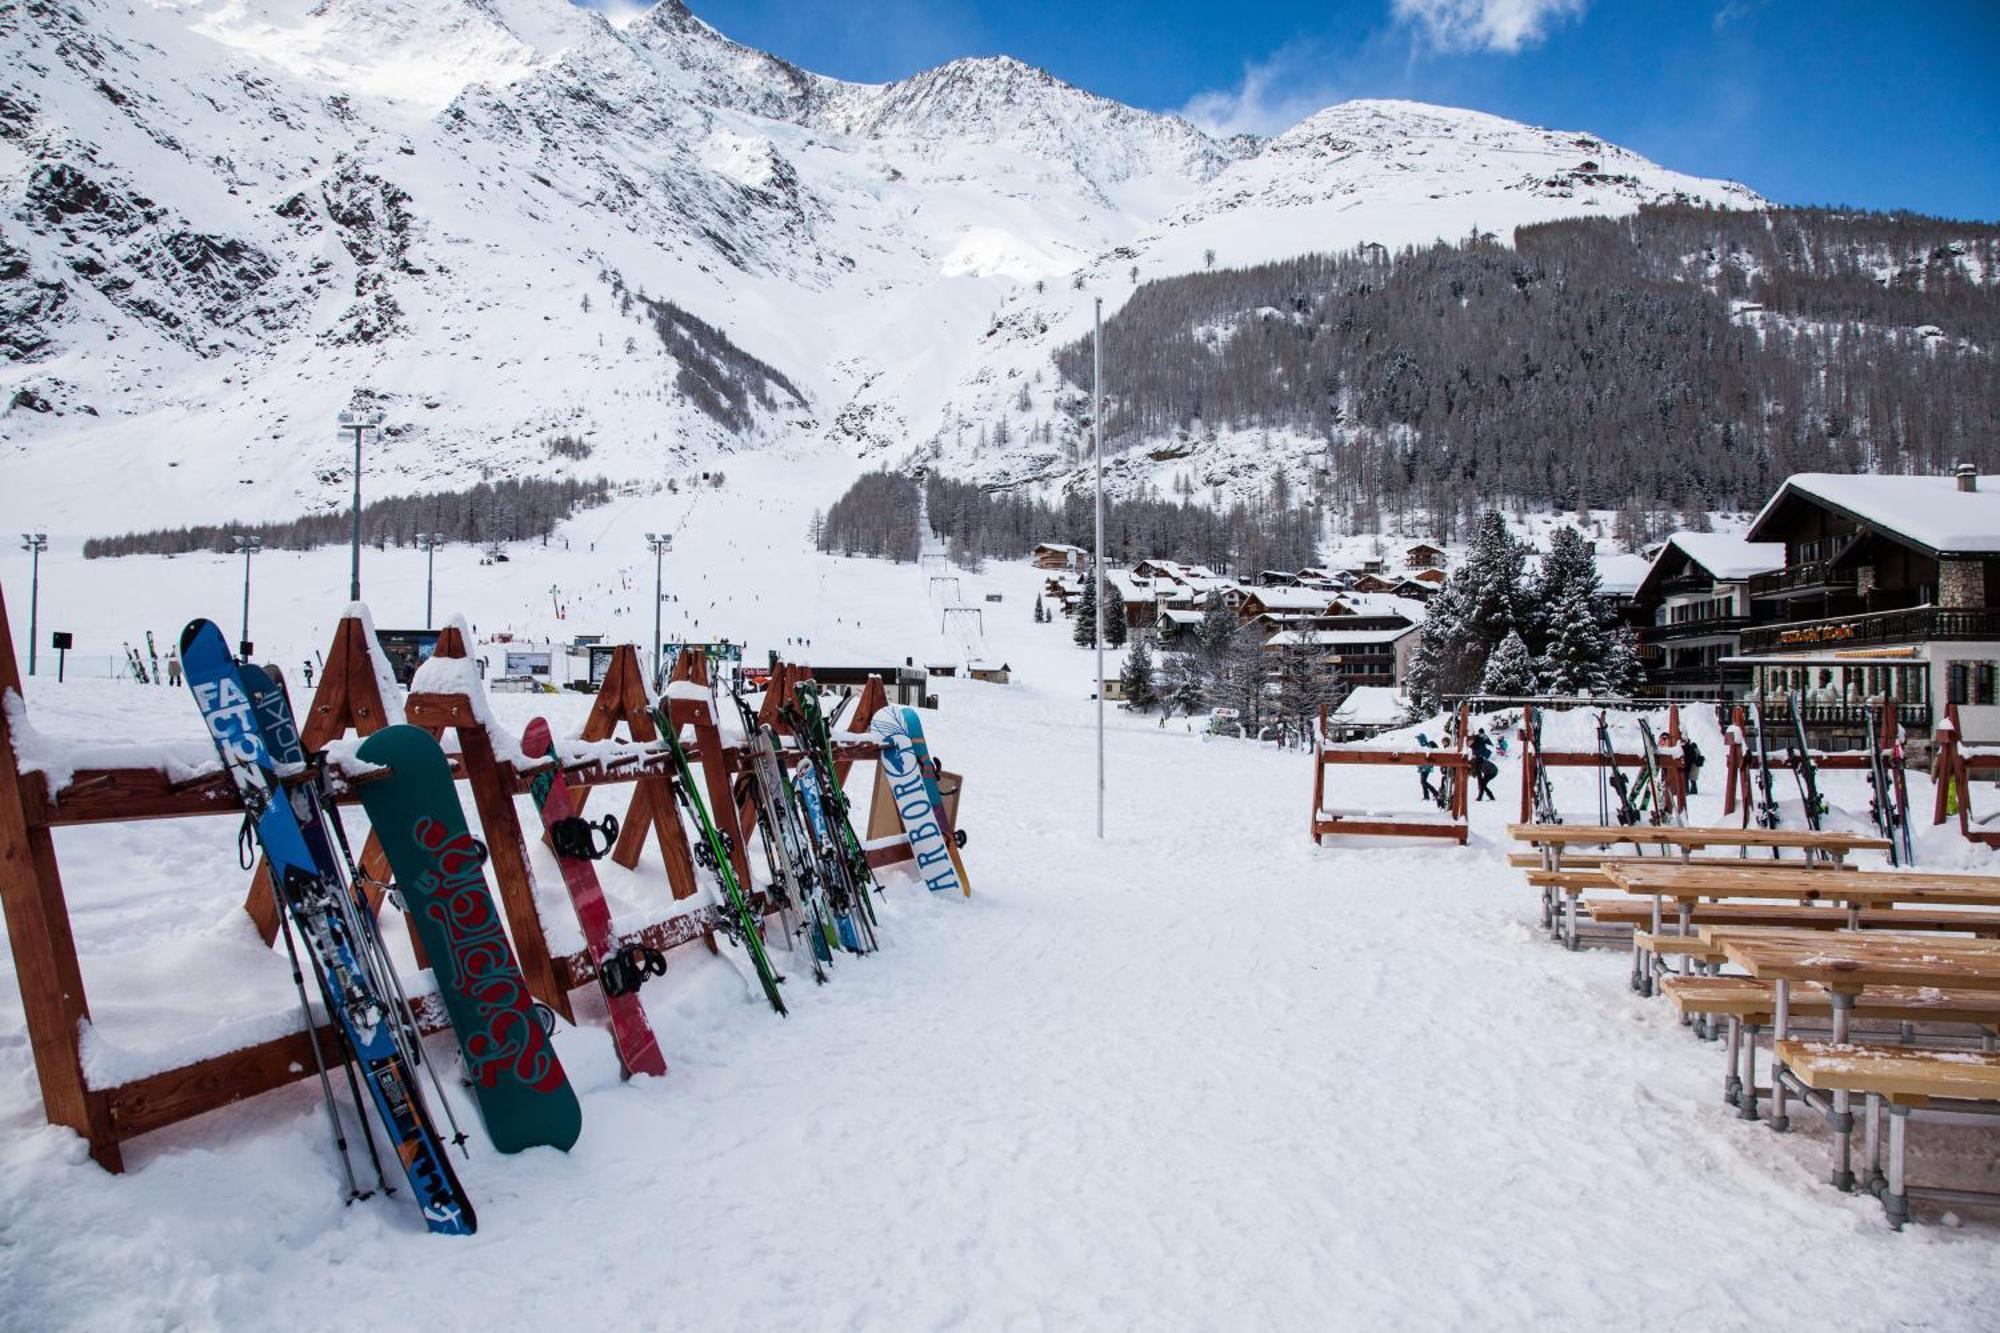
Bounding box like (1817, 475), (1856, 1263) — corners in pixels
(1682, 737), (1704, 795)
(1470, 729), (1498, 802)
(1415, 732), (1437, 801)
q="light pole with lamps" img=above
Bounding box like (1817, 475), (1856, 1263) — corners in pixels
(335, 408), (385, 601)
(231, 534), (261, 654)
(415, 532), (446, 628)
(20, 532), (46, 676)
(645, 532), (672, 685)
(1092, 297), (1105, 840)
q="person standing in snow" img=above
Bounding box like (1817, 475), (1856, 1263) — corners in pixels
(165, 653), (182, 687)
(1683, 738), (1704, 795)
(1470, 729), (1498, 802)
(1416, 732), (1437, 801)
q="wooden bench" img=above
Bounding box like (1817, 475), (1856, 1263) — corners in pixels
(1775, 1040), (2000, 1226)
(1665, 978), (2000, 1134)
(1583, 898), (2000, 936)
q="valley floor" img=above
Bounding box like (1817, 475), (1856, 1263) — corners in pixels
(3, 478), (1999, 1330)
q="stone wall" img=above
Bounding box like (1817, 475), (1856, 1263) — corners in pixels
(1940, 558), (1986, 610)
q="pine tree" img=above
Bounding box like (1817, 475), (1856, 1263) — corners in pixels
(1528, 526), (1596, 653)
(1164, 653), (1209, 720)
(1034, 596), (1045, 623)
(1479, 630), (1537, 696)
(1120, 636), (1157, 712)
(1073, 568), (1099, 648)
(1537, 580), (1611, 695)
(1405, 511), (1528, 712)
(1602, 625), (1642, 696)
(1105, 593), (1129, 648)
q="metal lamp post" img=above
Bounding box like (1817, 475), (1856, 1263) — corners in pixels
(646, 532), (672, 685)
(20, 532), (46, 676)
(415, 532), (445, 628)
(1093, 297), (1105, 840)
(335, 408), (386, 601)
(231, 534), (262, 654)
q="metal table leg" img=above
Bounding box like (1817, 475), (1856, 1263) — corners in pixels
(1885, 1103), (1911, 1229)
(1829, 990), (1856, 1190)
(1770, 982), (1791, 1133)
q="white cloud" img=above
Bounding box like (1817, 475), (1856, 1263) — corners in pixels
(1390, 0), (1589, 53)
(1178, 47), (1351, 139)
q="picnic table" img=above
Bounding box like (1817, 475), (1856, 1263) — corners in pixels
(1508, 822), (1892, 865)
(1508, 824), (1896, 950)
(1712, 927), (2000, 1219)
(1605, 862), (2000, 933)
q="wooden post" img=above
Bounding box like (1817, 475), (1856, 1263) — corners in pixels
(1517, 703), (1537, 825)
(405, 634), (571, 1023)
(0, 587), (120, 1168)
(668, 649), (751, 889)
(1665, 703), (1688, 816)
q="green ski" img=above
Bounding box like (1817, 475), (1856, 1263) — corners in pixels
(355, 725), (582, 1153)
(648, 706), (787, 1016)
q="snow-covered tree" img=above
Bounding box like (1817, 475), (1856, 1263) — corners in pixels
(1479, 630), (1537, 697)
(1537, 580), (1611, 695)
(1163, 653), (1209, 720)
(1105, 592), (1129, 648)
(1073, 568), (1099, 648)
(1120, 636), (1157, 712)
(1406, 510), (1528, 711)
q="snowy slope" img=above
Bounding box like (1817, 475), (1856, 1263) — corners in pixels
(4, 480), (2000, 1328)
(1, 0), (1765, 534)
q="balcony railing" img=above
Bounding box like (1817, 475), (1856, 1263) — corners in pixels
(1748, 561), (1855, 599)
(1751, 699), (1933, 735)
(1740, 606), (2000, 657)
(1642, 616), (1750, 644)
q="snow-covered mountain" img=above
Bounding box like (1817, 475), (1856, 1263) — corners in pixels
(0, 0), (1760, 531)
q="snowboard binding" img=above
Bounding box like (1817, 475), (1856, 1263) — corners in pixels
(549, 813), (619, 861)
(597, 944), (667, 998)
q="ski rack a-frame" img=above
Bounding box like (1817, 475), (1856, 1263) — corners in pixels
(1311, 701), (1471, 845)
(1516, 699), (1688, 826)
(1930, 702), (2000, 850)
(1719, 702), (1899, 826)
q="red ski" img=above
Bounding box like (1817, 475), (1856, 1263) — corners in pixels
(521, 717), (669, 1079)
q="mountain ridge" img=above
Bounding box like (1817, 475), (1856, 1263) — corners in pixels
(2, 0), (1780, 532)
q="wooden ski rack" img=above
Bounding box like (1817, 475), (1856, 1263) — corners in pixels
(1518, 701), (1688, 826)
(1721, 703), (1901, 826)
(0, 592), (975, 1169)
(1311, 702), (1471, 844)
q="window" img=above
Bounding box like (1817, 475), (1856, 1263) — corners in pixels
(1981, 663), (1997, 707)
(1950, 663), (1971, 706)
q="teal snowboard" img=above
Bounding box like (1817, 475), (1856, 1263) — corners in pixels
(355, 725), (582, 1153)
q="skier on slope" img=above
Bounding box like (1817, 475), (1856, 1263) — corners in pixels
(1470, 729), (1498, 802)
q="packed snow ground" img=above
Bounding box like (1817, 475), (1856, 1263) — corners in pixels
(3, 465), (2000, 1330)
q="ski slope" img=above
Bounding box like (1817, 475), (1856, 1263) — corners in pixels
(2, 474), (2000, 1330)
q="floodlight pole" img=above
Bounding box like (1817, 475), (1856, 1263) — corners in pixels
(1093, 296), (1105, 840)
(232, 534), (261, 649)
(416, 532), (444, 628)
(21, 532), (47, 676)
(336, 408), (385, 602)
(646, 533), (673, 686)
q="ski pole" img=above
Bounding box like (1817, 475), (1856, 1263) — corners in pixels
(270, 880), (366, 1203)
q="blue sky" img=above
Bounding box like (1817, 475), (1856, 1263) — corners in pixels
(583, 0), (1999, 220)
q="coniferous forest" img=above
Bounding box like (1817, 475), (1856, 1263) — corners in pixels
(1051, 205), (2000, 534)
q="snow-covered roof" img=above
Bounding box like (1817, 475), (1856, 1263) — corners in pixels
(1337, 593), (1429, 624)
(1642, 531), (1784, 589)
(1592, 551), (1652, 596)
(1242, 586), (1343, 611)
(1330, 685), (1410, 725)
(1268, 625), (1419, 647)
(1748, 472), (2000, 556)
(1156, 608), (1204, 626)
(1035, 542), (1086, 553)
